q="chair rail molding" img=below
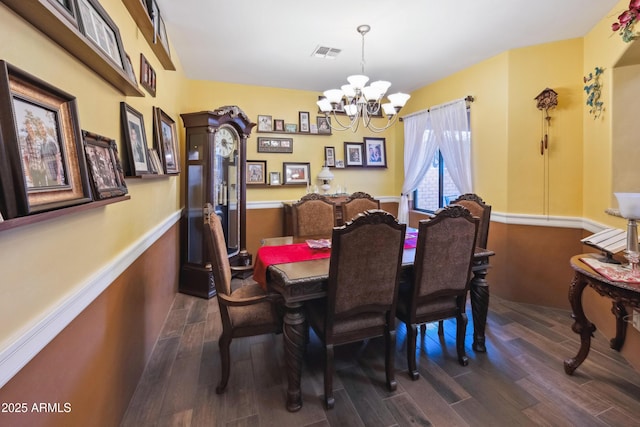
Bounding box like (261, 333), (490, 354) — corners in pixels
(0, 209), (182, 389)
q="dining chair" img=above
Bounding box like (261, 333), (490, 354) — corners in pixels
(305, 209), (406, 409)
(433, 193), (492, 335)
(341, 191), (381, 223)
(291, 193), (336, 237)
(396, 205), (478, 379)
(203, 204), (282, 394)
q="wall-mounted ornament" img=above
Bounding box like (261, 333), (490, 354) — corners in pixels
(611, 2), (640, 43)
(584, 67), (604, 120)
(534, 88), (558, 156)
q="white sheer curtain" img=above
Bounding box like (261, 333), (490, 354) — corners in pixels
(430, 99), (473, 194)
(398, 112), (438, 224)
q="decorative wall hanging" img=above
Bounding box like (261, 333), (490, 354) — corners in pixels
(583, 67), (604, 119)
(534, 88), (558, 156)
(612, 2), (640, 42)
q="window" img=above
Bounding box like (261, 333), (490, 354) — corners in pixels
(413, 150), (460, 213)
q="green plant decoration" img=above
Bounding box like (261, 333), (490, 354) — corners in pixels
(584, 67), (604, 119)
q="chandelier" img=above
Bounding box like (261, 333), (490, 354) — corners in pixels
(316, 24), (410, 133)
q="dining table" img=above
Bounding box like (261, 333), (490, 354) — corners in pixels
(253, 233), (495, 412)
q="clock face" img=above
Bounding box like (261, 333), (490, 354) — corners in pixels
(214, 125), (238, 158)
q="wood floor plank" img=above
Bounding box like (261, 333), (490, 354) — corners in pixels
(122, 293), (640, 427)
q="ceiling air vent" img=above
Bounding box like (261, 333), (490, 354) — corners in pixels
(311, 46), (341, 59)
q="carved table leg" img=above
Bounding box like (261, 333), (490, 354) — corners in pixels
(282, 300), (306, 412)
(470, 259), (490, 353)
(564, 272), (596, 375)
(610, 301), (628, 351)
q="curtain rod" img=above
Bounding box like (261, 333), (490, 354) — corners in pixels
(399, 95), (474, 122)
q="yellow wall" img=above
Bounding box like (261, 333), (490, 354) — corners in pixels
(182, 80), (400, 201)
(0, 0), (185, 352)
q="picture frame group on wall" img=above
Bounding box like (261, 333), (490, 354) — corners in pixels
(0, 60), (92, 218)
(247, 160), (267, 185)
(82, 130), (128, 199)
(283, 162), (310, 185)
(152, 106), (180, 174)
(120, 102), (152, 176)
(145, 0), (171, 57)
(257, 137), (293, 153)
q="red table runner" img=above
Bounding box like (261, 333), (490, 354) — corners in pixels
(253, 232), (418, 290)
(253, 243), (331, 289)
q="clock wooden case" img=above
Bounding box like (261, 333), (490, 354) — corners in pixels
(180, 107), (255, 298)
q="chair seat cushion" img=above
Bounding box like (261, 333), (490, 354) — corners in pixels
(306, 299), (387, 339)
(396, 282), (458, 322)
(228, 284), (279, 328)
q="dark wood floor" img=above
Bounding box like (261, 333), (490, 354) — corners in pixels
(121, 279), (640, 427)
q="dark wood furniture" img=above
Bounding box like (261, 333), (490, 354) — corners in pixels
(203, 206), (282, 393)
(396, 206), (478, 378)
(179, 107), (254, 298)
(263, 236), (494, 411)
(306, 210), (406, 409)
(564, 254), (640, 375)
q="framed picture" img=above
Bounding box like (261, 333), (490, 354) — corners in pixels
(324, 146), (335, 167)
(120, 102), (152, 176)
(364, 137), (387, 168)
(299, 111), (310, 133)
(285, 123), (297, 133)
(344, 142), (365, 167)
(75, 0), (126, 69)
(317, 116), (331, 134)
(257, 115), (272, 132)
(0, 60), (92, 216)
(335, 160), (345, 169)
(49, 0), (78, 27)
(148, 148), (164, 175)
(257, 137), (293, 153)
(270, 171), (281, 185)
(274, 119), (284, 132)
(152, 107), (180, 174)
(283, 162), (310, 185)
(82, 130), (128, 199)
(246, 160), (267, 185)
(139, 53), (156, 97)
(124, 53), (137, 85)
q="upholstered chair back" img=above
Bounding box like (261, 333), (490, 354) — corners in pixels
(341, 191), (381, 223)
(449, 193), (491, 249)
(292, 193), (336, 237)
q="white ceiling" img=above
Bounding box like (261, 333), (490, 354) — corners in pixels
(156, 0), (619, 94)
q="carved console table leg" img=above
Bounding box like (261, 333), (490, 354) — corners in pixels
(282, 301), (306, 412)
(610, 301), (628, 351)
(470, 259), (490, 353)
(564, 273), (596, 375)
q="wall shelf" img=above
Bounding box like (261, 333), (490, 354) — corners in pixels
(1, 0), (145, 97)
(256, 130), (331, 136)
(0, 195), (131, 233)
(121, 0), (175, 70)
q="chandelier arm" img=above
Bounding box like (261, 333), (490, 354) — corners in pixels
(325, 111), (358, 132)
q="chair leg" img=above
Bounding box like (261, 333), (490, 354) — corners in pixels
(438, 320), (444, 336)
(216, 331), (232, 394)
(406, 323), (419, 380)
(385, 326), (397, 391)
(456, 313), (469, 366)
(324, 344), (335, 409)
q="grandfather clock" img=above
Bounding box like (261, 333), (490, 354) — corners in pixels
(179, 106), (255, 298)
